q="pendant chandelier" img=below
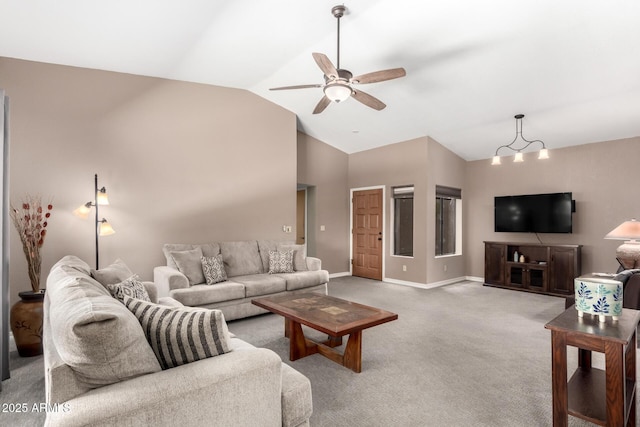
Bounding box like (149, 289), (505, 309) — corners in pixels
(491, 114), (549, 165)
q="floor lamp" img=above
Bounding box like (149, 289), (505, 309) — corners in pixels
(73, 174), (115, 269)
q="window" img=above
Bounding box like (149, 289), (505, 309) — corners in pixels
(392, 186), (414, 257)
(436, 185), (462, 256)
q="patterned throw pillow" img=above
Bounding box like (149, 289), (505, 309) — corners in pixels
(201, 255), (227, 285)
(106, 275), (151, 302)
(268, 250), (294, 274)
(124, 297), (232, 369)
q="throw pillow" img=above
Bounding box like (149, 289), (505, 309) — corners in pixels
(91, 258), (134, 286)
(268, 250), (294, 274)
(170, 248), (205, 285)
(201, 254), (227, 285)
(106, 274), (151, 303)
(278, 244), (308, 271)
(123, 297), (232, 369)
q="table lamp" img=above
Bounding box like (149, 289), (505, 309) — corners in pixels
(605, 218), (640, 269)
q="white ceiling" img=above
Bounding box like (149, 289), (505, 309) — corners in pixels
(1, 0), (639, 160)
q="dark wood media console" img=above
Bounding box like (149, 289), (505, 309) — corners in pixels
(484, 241), (581, 297)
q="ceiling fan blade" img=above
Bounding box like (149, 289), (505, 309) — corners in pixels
(352, 68), (406, 84)
(352, 89), (386, 111)
(312, 96), (331, 114)
(312, 52), (338, 79)
(270, 84), (322, 91)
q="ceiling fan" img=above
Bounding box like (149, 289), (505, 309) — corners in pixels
(269, 5), (406, 114)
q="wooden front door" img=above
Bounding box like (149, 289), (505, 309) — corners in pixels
(352, 189), (383, 280)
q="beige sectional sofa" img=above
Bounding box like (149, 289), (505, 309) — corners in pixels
(153, 240), (329, 320)
(44, 256), (313, 426)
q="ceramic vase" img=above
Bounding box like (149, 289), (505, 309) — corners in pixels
(10, 290), (45, 357)
(574, 276), (623, 323)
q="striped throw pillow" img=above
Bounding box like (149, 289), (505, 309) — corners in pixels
(123, 296), (232, 369)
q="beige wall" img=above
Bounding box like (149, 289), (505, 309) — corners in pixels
(426, 137), (466, 283)
(346, 137), (467, 285)
(348, 138), (429, 283)
(3, 58), (637, 304)
(296, 132), (350, 274)
(464, 137), (640, 278)
(0, 57), (297, 305)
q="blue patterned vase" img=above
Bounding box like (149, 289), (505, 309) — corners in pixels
(574, 275), (623, 323)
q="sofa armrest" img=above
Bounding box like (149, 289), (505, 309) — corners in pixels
(153, 266), (189, 297)
(46, 348), (284, 427)
(305, 256), (322, 271)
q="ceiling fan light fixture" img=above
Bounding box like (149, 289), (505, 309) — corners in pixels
(324, 82), (352, 103)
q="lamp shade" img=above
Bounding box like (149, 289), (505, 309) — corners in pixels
(513, 152), (524, 163)
(73, 202), (92, 219)
(491, 156), (501, 165)
(97, 187), (109, 205)
(324, 83), (352, 103)
(98, 219), (115, 236)
(538, 148), (549, 160)
(605, 219), (640, 240)
(605, 219), (640, 269)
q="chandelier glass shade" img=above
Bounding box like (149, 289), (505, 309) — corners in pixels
(491, 114), (549, 165)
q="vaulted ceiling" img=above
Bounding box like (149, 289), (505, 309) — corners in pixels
(2, 0), (639, 160)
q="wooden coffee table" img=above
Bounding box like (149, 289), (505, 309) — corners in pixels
(252, 292), (397, 373)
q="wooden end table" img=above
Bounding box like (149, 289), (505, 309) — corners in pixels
(252, 292), (397, 373)
(545, 307), (640, 426)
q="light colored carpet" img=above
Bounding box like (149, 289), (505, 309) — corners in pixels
(0, 276), (632, 426)
(0, 334), (46, 426)
(230, 277), (621, 427)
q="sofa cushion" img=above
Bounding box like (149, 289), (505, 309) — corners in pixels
(232, 274), (287, 298)
(124, 297), (232, 369)
(170, 248), (205, 285)
(47, 257), (162, 388)
(106, 275), (151, 302)
(268, 250), (294, 274)
(278, 244), (308, 272)
(170, 281), (246, 306)
(276, 270), (330, 291)
(90, 258), (134, 286)
(202, 254), (227, 285)
(163, 243), (220, 269)
(220, 241), (263, 277)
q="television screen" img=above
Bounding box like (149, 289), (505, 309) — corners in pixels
(494, 192), (573, 233)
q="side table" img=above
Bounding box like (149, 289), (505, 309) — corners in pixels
(545, 307), (640, 426)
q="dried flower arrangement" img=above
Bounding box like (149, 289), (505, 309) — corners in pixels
(10, 195), (53, 293)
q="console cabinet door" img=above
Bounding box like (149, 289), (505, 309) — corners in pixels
(549, 247), (578, 294)
(484, 243), (505, 285)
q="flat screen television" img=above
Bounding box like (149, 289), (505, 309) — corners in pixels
(494, 192), (574, 233)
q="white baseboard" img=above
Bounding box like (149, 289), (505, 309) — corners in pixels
(329, 273), (484, 289)
(329, 271), (351, 279)
(384, 276), (469, 290)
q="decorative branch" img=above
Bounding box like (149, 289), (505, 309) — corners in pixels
(10, 195), (53, 293)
